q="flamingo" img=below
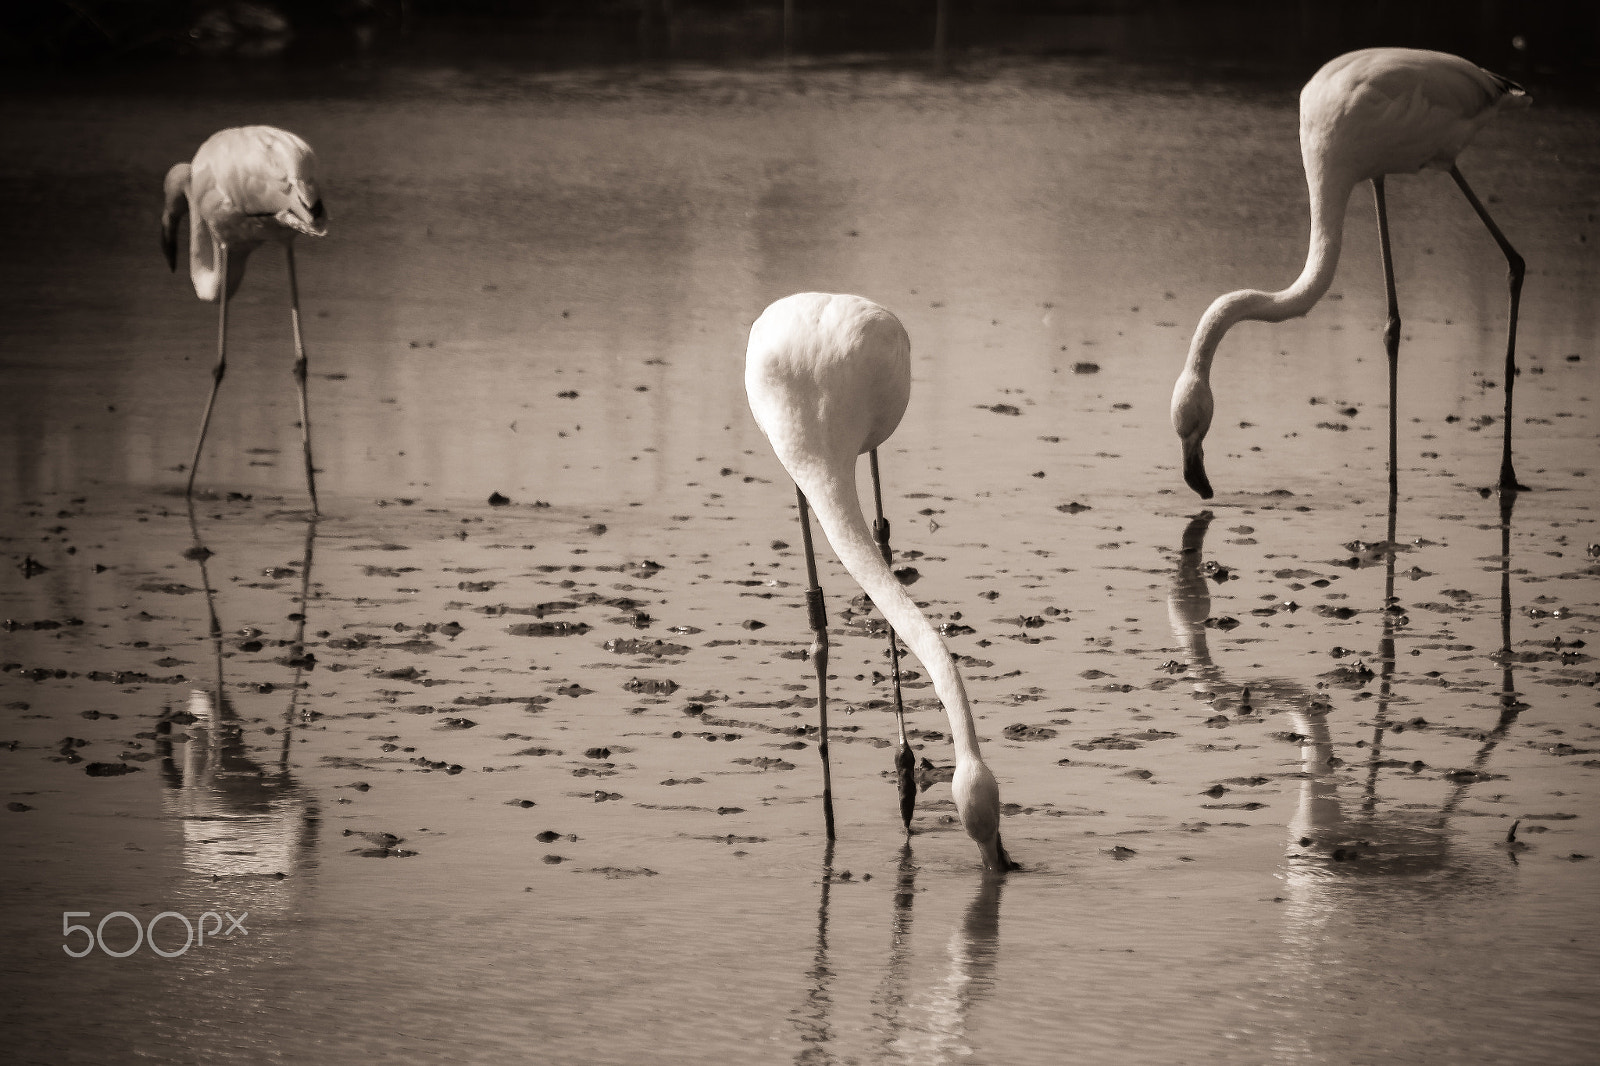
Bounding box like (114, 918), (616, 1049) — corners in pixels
(162, 126), (328, 512)
(1171, 48), (1530, 501)
(745, 292), (1015, 871)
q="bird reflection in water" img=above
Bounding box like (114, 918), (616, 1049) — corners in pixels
(1286, 490), (1525, 882)
(1166, 510), (1312, 715)
(1168, 488), (1526, 887)
(156, 504), (319, 882)
(790, 842), (1005, 1064)
(890, 870), (1004, 1063)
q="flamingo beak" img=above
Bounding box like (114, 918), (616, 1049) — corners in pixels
(988, 834), (1020, 873)
(1182, 438), (1214, 499)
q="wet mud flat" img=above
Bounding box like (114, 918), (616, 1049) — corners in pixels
(3, 58), (1600, 1064)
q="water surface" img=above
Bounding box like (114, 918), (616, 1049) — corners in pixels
(2, 58), (1598, 1064)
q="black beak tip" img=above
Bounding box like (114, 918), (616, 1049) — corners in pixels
(1183, 456), (1214, 500)
(993, 837), (1020, 873)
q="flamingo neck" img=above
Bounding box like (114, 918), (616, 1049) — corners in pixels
(189, 220), (225, 303)
(1182, 167), (1354, 382)
(190, 224), (256, 304)
(792, 455), (985, 766)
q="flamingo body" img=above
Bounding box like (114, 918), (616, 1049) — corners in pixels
(746, 293), (1013, 871)
(1303, 48), (1528, 181)
(1173, 48), (1529, 499)
(163, 126), (327, 301)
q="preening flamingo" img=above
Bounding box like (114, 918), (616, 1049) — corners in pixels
(745, 292), (1015, 871)
(162, 126), (328, 512)
(1172, 47), (1530, 500)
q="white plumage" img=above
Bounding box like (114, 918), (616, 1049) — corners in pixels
(746, 293), (1014, 871)
(1172, 48), (1530, 499)
(162, 126), (328, 511)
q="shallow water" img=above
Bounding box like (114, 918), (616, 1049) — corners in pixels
(2, 58), (1598, 1064)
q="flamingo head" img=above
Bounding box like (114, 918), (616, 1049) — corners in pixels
(953, 758), (1019, 872)
(275, 180), (328, 238)
(1171, 370), (1215, 499)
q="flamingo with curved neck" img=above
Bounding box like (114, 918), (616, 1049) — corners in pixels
(1173, 47), (1530, 500)
(163, 125), (328, 512)
(746, 292), (1015, 871)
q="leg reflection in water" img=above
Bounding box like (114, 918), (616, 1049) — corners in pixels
(789, 843), (1005, 1064)
(156, 505), (319, 881)
(891, 870), (1004, 1062)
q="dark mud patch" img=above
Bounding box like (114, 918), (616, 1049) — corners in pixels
(508, 621), (592, 636)
(604, 638), (690, 658)
(1003, 723), (1059, 741)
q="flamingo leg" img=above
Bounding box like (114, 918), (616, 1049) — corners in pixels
(795, 486), (837, 841)
(186, 244), (230, 500)
(1372, 177), (1402, 502)
(285, 245), (320, 515)
(869, 449), (916, 831)
(1448, 165), (1527, 494)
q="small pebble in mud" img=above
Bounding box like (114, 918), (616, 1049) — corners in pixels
(7, 802), (33, 812)
(543, 855), (565, 864)
(741, 620), (765, 630)
(509, 799), (537, 808)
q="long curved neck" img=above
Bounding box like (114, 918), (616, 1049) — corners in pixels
(792, 455), (984, 765)
(190, 215), (253, 303)
(1182, 166), (1355, 381)
(165, 182), (250, 303)
(188, 209), (225, 303)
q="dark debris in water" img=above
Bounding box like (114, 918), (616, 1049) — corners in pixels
(84, 762), (137, 777)
(732, 756), (795, 770)
(508, 621), (591, 637)
(604, 638), (689, 658)
(343, 830), (418, 858)
(622, 677), (677, 695)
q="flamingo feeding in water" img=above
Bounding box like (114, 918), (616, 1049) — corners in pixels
(745, 292), (1016, 871)
(162, 126), (328, 512)
(1171, 48), (1531, 500)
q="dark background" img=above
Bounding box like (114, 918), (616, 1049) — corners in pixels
(6, 1), (1599, 86)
